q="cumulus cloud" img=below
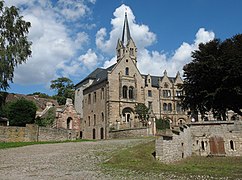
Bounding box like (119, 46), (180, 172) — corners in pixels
(96, 4), (156, 55)
(4, 0), (95, 85)
(102, 5), (215, 77)
(78, 49), (99, 70)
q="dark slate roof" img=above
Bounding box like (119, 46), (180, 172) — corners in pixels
(75, 63), (116, 88)
(143, 74), (176, 88)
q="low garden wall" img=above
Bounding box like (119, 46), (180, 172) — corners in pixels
(108, 127), (148, 139)
(0, 124), (78, 142)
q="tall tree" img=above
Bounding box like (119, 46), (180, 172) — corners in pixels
(182, 34), (242, 120)
(0, 1), (32, 90)
(50, 77), (74, 105)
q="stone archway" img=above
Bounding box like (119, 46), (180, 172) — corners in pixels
(67, 117), (73, 129)
(122, 107), (134, 123)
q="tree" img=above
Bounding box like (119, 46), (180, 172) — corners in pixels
(182, 34), (242, 120)
(134, 103), (149, 125)
(0, 1), (32, 90)
(35, 107), (55, 127)
(3, 98), (37, 126)
(50, 77), (74, 105)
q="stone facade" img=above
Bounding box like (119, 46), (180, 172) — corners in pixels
(156, 121), (242, 163)
(54, 98), (80, 132)
(156, 126), (192, 163)
(0, 124), (77, 142)
(74, 13), (187, 140)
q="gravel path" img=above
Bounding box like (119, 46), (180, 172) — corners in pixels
(0, 138), (232, 180)
(0, 138), (154, 180)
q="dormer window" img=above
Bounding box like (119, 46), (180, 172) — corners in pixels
(125, 67), (129, 75)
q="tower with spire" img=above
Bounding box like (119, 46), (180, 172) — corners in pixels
(116, 12), (137, 65)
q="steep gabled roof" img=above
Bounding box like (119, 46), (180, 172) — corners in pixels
(143, 74), (177, 88)
(75, 63), (116, 88)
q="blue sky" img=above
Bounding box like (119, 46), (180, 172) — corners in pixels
(4, 0), (242, 95)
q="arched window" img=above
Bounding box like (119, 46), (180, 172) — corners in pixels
(67, 117), (72, 129)
(123, 86), (128, 98)
(94, 114), (96, 126)
(129, 86), (134, 99)
(101, 112), (104, 122)
(163, 103), (168, 111)
(168, 103), (172, 112)
(125, 67), (129, 75)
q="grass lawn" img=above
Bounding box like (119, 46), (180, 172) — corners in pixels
(0, 139), (94, 150)
(102, 140), (242, 179)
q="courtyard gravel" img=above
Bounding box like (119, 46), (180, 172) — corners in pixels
(0, 138), (232, 180)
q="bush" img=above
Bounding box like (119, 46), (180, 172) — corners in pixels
(4, 98), (37, 126)
(156, 118), (170, 130)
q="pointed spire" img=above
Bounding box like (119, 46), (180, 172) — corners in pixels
(164, 70), (167, 76)
(121, 12), (131, 45)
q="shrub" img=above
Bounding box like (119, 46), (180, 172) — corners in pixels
(4, 98), (37, 126)
(156, 118), (170, 130)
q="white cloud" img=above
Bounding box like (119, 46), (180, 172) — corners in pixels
(4, 0), (93, 85)
(56, 0), (91, 21)
(96, 4), (156, 55)
(100, 4), (215, 77)
(78, 49), (98, 70)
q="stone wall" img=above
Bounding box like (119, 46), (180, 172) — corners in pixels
(155, 125), (192, 163)
(155, 121), (242, 164)
(0, 124), (77, 142)
(108, 127), (148, 139)
(190, 121), (242, 157)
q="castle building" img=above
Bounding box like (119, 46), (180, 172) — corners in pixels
(74, 13), (188, 139)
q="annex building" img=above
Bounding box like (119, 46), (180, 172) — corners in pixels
(74, 13), (188, 139)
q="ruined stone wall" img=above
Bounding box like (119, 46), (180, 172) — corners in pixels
(156, 126), (192, 163)
(190, 121), (242, 156)
(0, 125), (77, 142)
(108, 127), (148, 139)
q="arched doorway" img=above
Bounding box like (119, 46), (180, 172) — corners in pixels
(93, 128), (96, 139)
(122, 107), (134, 123)
(67, 117), (72, 129)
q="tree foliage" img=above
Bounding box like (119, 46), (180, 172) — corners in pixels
(35, 107), (55, 127)
(156, 118), (170, 130)
(0, 1), (32, 90)
(50, 77), (74, 105)
(3, 98), (37, 126)
(135, 103), (149, 124)
(182, 34), (242, 120)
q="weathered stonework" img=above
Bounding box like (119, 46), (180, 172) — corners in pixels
(74, 13), (187, 140)
(0, 124), (77, 142)
(156, 121), (242, 163)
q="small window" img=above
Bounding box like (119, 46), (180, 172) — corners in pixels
(163, 103), (168, 111)
(130, 48), (134, 55)
(88, 94), (91, 104)
(94, 114), (96, 126)
(101, 112), (104, 122)
(148, 90), (152, 97)
(125, 67), (129, 75)
(168, 103), (172, 112)
(101, 88), (104, 99)
(230, 140), (235, 150)
(126, 59), (128, 62)
(129, 86), (134, 99)
(88, 116), (91, 126)
(123, 86), (128, 98)
(93, 92), (96, 103)
(163, 90), (171, 98)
